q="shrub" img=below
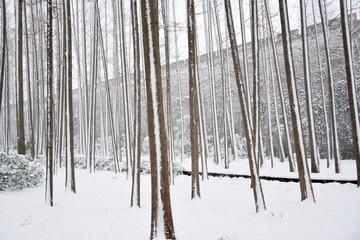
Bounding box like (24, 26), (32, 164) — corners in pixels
(0, 153), (44, 191)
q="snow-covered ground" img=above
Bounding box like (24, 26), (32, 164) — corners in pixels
(0, 158), (359, 240)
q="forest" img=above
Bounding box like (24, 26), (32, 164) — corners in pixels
(0, 0), (360, 239)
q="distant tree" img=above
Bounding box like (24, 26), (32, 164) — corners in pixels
(140, 0), (176, 238)
(119, 0), (132, 179)
(65, 0), (76, 193)
(17, 0), (26, 155)
(0, 0), (6, 113)
(238, 0), (251, 116)
(300, 0), (319, 173)
(339, 0), (360, 186)
(318, 0), (341, 173)
(45, 0), (54, 207)
(171, 0), (184, 164)
(23, 1), (35, 159)
(161, 0), (175, 183)
(311, 0), (330, 168)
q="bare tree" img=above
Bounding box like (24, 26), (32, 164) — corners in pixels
(45, 0), (54, 207)
(188, 0), (201, 199)
(17, 0), (26, 155)
(130, 0), (141, 207)
(171, 0), (184, 164)
(311, 0), (330, 168)
(278, 0), (315, 202)
(318, 0), (341, 173)
(140, 0), (176, 238)
(65, 0), (76, 193)
(0, 0), (6, 113)
(224, 0), (266, 212)
(339, 0), (360, 186)
(300, 0), (319, 173)
(264, 0), (294, 171)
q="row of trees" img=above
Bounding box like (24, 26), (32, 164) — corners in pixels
(0, 0), (359, 238)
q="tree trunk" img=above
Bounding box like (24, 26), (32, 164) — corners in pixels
(0, 0), (6, 113)
(224, 0), (266, 212)
(300, 0), (319, 173)
(130, 0), (141, 207)
(171, 0), (184, 164)
(264, 0), (294, 171)
(188, 0), (201, 199)
(311, 0), (330, 168)
(238, 0), (252, 118)
(46, 0), (54, 207)
(318, 0), (341, 173)
(278, 0), (315, 202)
(119, 0), (132, 178)
(17, 0), (26, 155)
(65, 0), (76, 193)
(339, 0), (360, 187)
(140, 0), (176, 238)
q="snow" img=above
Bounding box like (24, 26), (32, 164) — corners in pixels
(1, 165), (360, 240)
(182, 157), (358, 182)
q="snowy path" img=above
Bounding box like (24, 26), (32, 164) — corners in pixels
(0, 169), (360, 240)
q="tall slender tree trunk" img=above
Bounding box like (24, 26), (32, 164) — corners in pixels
(339, 0), (360, 187)
(96, 1), (120, 173)
(225, 38), (238, 161)
(161, 0), (174, 184)
(318, 0), (341, 173)
(171, 0), (184, 164)
(81, 0), (89, 152)
(23, 1), (35, 159)
(0, 0), (6, 113)
(65, 0), (76, 193)
(119, 0), (132, 178)
(300, 0), (319, 173)
(224, 0), (266, 212)
(278, 0), (315, 202)
(46, 0), (54, 207)
(188, 0), (201, 199)
(17, 0), (26, 155)
(238, 0), (252, 118)
(264, 0), (294, 171)
(250, 0), (260, 167)
(260, 26), (274, 168)
(311, 0), (330, 168)
(130, 0), (141, 207)
(141, 0), (176, 238)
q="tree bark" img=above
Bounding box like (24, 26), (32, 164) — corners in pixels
(300, 0), (319, 173)
(141, 0), (176, 238)
(339, 0), (360, 187)
(0, 0), (6, 113)
(65, 0), (76, 193)
(17, 0), (26, 155)
(278, 0), (315, 202)
(188, 0), (201, 199)
(264, 0), (294, 171)
(130, 0), (141, 207)
(318, 0), (341, 173)
(224, 0), (266, 212)
(46, 0), (54, 207)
